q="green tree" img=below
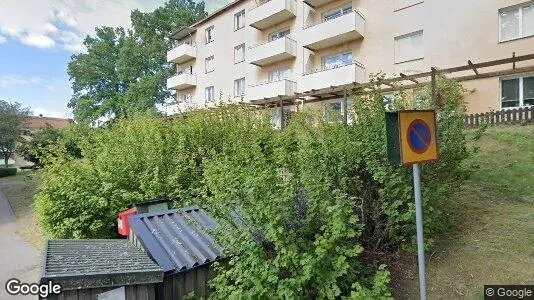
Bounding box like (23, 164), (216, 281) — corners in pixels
(0, 100), (31, 168)
(68, 0), (206, 124)
(18, 124), (81, 167)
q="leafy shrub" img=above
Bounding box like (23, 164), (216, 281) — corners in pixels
(35, 76), (478, 298)
(0, 168), (17, 177)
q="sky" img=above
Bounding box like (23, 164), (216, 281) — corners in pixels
(0, 0), (230, 119)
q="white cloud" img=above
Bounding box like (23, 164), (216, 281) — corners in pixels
(32, 107), (71, 119)
(0, 35), (6, 44)
(0, 75), (58, 91)
(0, 0), (157, 53)
(20, 34), (55, 48)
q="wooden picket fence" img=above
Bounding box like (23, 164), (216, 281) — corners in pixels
(464, 106), (534, 128)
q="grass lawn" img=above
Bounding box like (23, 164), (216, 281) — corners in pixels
(391, 124), (534, 299)
(0, 171), (45, 249)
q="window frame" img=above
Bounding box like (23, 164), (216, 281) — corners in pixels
(322, 3), (353, 22)
(394, 30), (424, 64)
(205, 55), (214, 73)
(322, 50), (353, 70)
(234, 44), (245, 64)
(268, 28), (291, 42)
(205, 86), (215, 103)
(205, 26), (214, 44)
(234, 77), (246, 97)
(500, 74), (534, 109)
(269, 67), (291, 82)
(234, 10), (245, 31)
(499, 1), (534, 42)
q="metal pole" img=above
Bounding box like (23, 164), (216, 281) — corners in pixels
(412, 163), (427, 300)
(279, 97), (284, 130)
(342, 88), (348, 125)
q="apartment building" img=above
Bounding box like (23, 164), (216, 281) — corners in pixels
(166, 0), (534, 115)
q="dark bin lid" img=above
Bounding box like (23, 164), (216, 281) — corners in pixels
(129, 206), (223, 275)
(40, 239), (163, 290)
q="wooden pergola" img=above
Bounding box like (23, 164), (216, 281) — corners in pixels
(244, 52), (534, 128)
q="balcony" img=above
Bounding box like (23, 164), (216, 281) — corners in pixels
(302, 0), (330, 8)
(299, 63), (365, 93)
(248, 0), (297, 30)
(167, 73), (197, 90)
(248, 36), (297, 67)
(167, 43), (196, 64)
(248, 79), (297, 101)
(302, 10), (365, 51)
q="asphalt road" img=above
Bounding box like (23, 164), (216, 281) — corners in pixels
(0, 184), (40, 300)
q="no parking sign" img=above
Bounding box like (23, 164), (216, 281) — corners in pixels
(385, 109), (439, 300)
(386, 110), (438, 166)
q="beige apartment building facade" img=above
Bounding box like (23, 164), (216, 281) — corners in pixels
(166, 0), (534, 115)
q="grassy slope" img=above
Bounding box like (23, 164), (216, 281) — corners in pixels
(0, 171), (45, 249)
(392, 125), (534, 299)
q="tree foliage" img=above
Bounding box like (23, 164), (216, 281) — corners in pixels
(36, 77), (479, 298)
(67, 0), (207, 124)
(18, 124), (81, 167)
(0, 100), (31, 167)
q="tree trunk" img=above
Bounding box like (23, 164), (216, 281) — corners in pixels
(4, 156), (8, 168)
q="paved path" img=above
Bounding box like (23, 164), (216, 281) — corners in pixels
(0, 183), (40, 300)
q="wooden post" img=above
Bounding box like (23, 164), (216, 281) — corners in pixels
(343, 88), (348, 125)
(431, 67), (437, 106)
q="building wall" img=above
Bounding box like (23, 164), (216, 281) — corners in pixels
(168, 0), (534, 114)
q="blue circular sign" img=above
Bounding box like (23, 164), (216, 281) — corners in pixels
(407, 119), (431, 154)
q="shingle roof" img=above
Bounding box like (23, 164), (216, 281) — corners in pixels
(129, 206), (223, 274)
(40, 239), (163, 290)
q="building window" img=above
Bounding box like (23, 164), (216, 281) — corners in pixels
(394, 0), (423, 11)
(234, 78), (245, 96)
(394, 30), (424, 63)
(383, 93), (396, 110)
(234, 44), (245, 63)
(499, 2), (534, 42)
(268, 28), (290, 41)
(323, 4), (352, 22)
(205, 26), (214, 44)
(269, 68), (291, 81)
(322, 51), (352, 70)
(205, 86), (215, 102)
(501, 75), (534, 108)
(324, 101), (343, 122)
(205, 56), (214, 73)
(234, 10), (245, 31)
(178, 93), (192, 103)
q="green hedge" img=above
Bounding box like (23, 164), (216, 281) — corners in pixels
(0, 168), (17, 178)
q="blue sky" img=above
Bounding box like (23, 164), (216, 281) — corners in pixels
(0, 0), (229, 118)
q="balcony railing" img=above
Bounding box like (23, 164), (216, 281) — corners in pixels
(167, 42), (197, 64)
(302, 10), (365, 51)
(248, 36), (297, 66)
(248, 0), (297, 30)
(167, 72), (197, 90)
(300, 62), (365, 93)
(248, 79), (297, 101)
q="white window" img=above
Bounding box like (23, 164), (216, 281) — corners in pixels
(234, 44), (245, 63)
(322, 51), (352, 70)
(501, 75), (534, 108)
(499, 2), (534, 42)
(383, 93), (396, 110)
(394, 0), (423, 11)
(205, 86), (215, 102)
(205, 26), (214, 44)
(205, 56), (214, 73)
(234, 10), (245, 30)
(268, 28), (290, 41)
(269, 68), (291, 81)
(234, 78), (245, 96)
(394, 30), (424, 63)
(323, 4), (352, 22)
(178, 93), (192, 103)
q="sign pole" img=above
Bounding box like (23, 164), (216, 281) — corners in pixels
(412, 163), (427, 300)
